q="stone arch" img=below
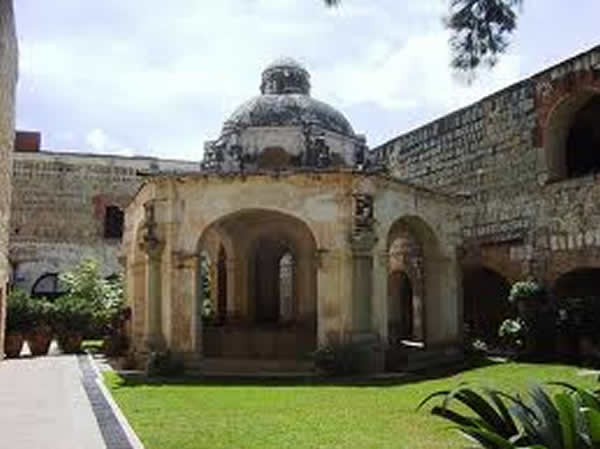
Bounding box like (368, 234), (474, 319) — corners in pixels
(196, 209), (318, 359)
(387, 215), (456, 347)
(462, 265), (511, 344)
(543, 88), (600, 182)
(387, 224), (424, 342)
(31, 272), (64, 300)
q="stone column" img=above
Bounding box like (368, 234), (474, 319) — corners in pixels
(372, 250), (389, 343)
(142, 243), (165, 352)
(139, 200), (166, 353)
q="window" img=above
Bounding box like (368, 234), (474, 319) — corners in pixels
(104, 206), (124, 239)
(31, 273), (65, 300)
(565, 96), (600, 178)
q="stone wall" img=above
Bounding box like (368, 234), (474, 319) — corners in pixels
(0, 0), (17, 359)
(10, 150), (199, 293)
(376, 45), (600, 289)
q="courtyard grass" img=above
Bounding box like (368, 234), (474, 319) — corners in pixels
(104, 361), (598, 449)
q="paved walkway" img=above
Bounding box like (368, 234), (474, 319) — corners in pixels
(0, 355), (107, 449)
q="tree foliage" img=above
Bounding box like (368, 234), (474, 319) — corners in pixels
(323, 0), (522, 72)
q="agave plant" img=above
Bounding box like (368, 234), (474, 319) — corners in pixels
(418, 382), (600, 449)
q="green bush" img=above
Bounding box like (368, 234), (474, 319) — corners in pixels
(312, 338), (376, 376)
(5, 289), (33, 334)
(508, 280), (544, 303)
(498, 317), (527, 353)
(145, 351), (185, 377)
(58, 259), (126, 339)
(419, 382), (600, 449)
(53, 294), (95, 336)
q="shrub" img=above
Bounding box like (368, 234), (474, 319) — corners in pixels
(54, 294), (95, 336)
(5, 289), (33, 334)
(419, 382), (600, 449)
(508, 280), (544, 303)
(59, 259), (126, 339)
(313, 338), (377, 376)
(145, 351), (185, 377)
(498, 317), (527, 353)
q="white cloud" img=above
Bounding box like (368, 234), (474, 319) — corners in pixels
(14, 0), (600, 159)
(85, 128), (136, 157)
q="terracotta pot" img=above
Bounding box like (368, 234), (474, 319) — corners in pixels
(58, 333), (83, 354)
(27, 326), (53, 356)
(4, 333), (24, 358)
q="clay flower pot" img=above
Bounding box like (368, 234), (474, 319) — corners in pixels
(26, 325), (53, 356)
(4, 333), (24, 358)
(58, 333), (83, 354)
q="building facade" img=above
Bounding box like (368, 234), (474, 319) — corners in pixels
(377, 46), (600, 342)
(10, 141), (199, 297)
(0, 0), (18, 359)
(123, 59), (463, 373)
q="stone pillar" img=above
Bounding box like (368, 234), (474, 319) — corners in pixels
(143, 244), (165, 352)
(139, 200), (166, 353)
(372, 250), (389, 343)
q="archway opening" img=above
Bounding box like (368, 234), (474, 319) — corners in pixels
(462, 266), (510, 345)
(198, 209), (317, 360)
(544, 91), (600, 181)
(554, 268), (600, 361)
(387, 227), (423, 344)
(387, 216), (455, 350)
(388, 270), (414, 343)
(566, 96), (600, 178)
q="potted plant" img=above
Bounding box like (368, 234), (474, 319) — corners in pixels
(25, 298), (55, 356)
(4, 289), (31, 358)
(54, 294), (94, 354)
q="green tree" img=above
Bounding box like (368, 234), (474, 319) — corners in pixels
(323, 0), (522, 71)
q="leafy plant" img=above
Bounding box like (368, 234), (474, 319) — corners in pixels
(53, 294), (95, 335)
(145, 351), (184, 377)
(313, 337), (378, 376)
(5, 289), (33, 334)
(498, 317), (527, 353)
(59, 259), (126, 337)
(418, 382), (600, 449)
(509, 280), (544, 303)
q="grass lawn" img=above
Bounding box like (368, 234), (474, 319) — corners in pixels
(104, 361), (598, 449)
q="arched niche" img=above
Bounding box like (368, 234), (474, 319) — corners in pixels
(387, 216), (456, 347)
(544, 90), (600, 182)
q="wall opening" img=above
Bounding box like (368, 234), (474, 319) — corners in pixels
(566, 96), (600, 178)
(31, 272), (65, 300)
(104, 205), (124, 239)
(462, 266), (510, 345)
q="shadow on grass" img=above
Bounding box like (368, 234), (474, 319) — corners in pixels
(110, 356), (504, 389)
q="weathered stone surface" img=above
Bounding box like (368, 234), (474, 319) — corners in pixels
(0, 0), (18, 360)
(10, 151), (199, 293)
(376, 45), (600, 286)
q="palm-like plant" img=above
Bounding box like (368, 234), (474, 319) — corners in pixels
(418, 382), (600, 449)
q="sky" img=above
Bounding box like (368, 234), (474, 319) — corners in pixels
(14, 0), (600, 161)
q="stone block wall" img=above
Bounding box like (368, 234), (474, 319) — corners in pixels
(10, 151), (199, 293)
(376, 45), (600, 289)
(0, 0), (17, 359)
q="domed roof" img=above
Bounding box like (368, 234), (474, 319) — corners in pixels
(222, 58), (355, 136)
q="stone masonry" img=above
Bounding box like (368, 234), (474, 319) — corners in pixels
(0, 0), (18, 360)
(377, 45), (600, 290)
(10, 149), (199, 294)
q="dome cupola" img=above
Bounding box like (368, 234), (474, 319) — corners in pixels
(260, 58), (311, 95)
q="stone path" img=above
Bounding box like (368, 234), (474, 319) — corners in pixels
(0, 355), (141, 449)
